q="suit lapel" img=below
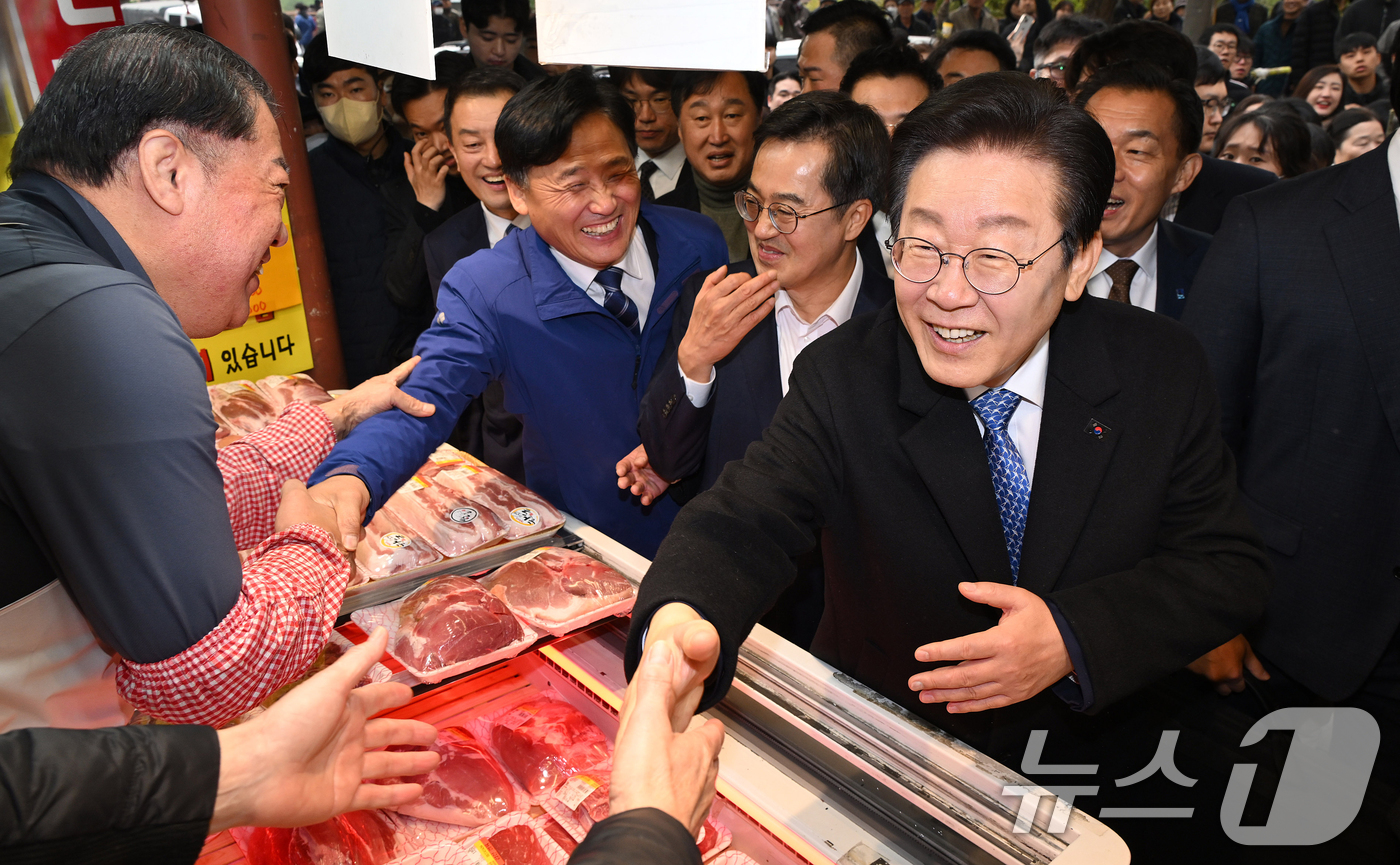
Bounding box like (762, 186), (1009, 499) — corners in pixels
(742, 311), (783, 424)
(895, 331), (1016, 584)
(1154, 219), (1188, 320)
(1017, 300), (1122, 596)
(1327, 150), (1400, 452)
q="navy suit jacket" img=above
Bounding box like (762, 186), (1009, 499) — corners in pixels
(639, 251), (893, 501)
(1154, 218), (1213, 320)
(424, 202), (490, 302)
(1174, 156), (1276, 235)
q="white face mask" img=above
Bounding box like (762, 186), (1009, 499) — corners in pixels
(318, 97), (382, 147)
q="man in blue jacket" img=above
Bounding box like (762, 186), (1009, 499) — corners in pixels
(309, 69), (729, 558)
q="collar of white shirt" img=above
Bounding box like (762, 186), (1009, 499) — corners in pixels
(1086, 221), (1159, 310)
(548, 225), (656, 325)
(482, 203), (531, 249)
(963, 328), (1051, 411)
(774, 250), (864, 332)
(636, 140), (687, 181)
(1387, 133), (1400, 222)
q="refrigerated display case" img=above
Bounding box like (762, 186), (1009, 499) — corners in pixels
(196, 516), (1129, 865)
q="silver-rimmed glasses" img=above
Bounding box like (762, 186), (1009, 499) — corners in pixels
(884, 235), (1065, 295)
(735, 191), (849, 234)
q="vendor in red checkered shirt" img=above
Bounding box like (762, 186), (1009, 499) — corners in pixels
(0, 25), (435, 730)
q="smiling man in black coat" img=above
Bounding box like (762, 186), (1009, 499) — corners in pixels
(627, 75), (1269, 855)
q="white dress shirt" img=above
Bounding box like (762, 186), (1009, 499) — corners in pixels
(1084, 223), (1159, 313)
(683, 252), (865, 408)
(481, 204), (531, 249)
(870, 210), (897, 279)
(1387, 132), (1400, 221)
(549, 226), (656, 330)
(636, 140), (687, 200)
(963, 331), (1050, 485)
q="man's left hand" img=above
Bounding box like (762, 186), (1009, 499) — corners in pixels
(403, 139), (449, 211)
(615, 444), (670, 506)
(908, 582), (1072, 713)
(320, 356), (436, 440)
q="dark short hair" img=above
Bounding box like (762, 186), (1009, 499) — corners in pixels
(1194, 46), (1226, 85)
(301, 32), (377, 91)
(463, 0), (529, 32)
(1232, 93), (1273, 114)
(753, 91), (889, 213)
(1304, 119), (1335, 169)
(391, 51), (472, 119)
(889, 73), (1113, 264)
(1200, 23), (1243, 46)
(10, 23), (276, 186)
(496, 66), (635, 186)
(443, 67), (526, 136)
(1069, 20), (1196, 91)
(1266, 95), (1320, 124)
(1075, 62), (1203, 158)
(672, 70), (767, 116)
(1293, 64), (1342, 103)
(1235, 34), (1253, 58)
(1032, 15), (1105, 62)
(839, 43), (941, 94)
(768, 70), (802, 96)
(607, 67), (677, 96)
(1327, 107), (1382, 145)
(1339, 32), (1379, 56)
(1212, 107), (1312, 177)
(802, 0), (895, 69)
(928, 30), (1017, 74)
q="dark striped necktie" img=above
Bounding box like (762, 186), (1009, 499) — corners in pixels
(594, 266), (640, 335)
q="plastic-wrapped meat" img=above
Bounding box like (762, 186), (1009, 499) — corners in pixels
(481, 549), (633, 629)
(394, 576), (524, 675)
(356, 510), (441, 580)
(430, 464), (564, 540)
(209, 381), (279, 435)
(474, 825), (552, 865)
(257, 373), (334, 413)
(231, 810), (397, 865)
(387, 726), (515, 827)
(382, 475), (508, 558)
(540, 819), (578, 855)
(490, 695), (609, 797)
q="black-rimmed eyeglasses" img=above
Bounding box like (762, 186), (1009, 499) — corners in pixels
(885, 235), (1065, 295)
(735, 191), (849, 234)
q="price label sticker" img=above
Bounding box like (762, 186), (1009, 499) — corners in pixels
(497, 706), (536, 730)
(396, 477), (427, 495)
(555, 774), (602, 810)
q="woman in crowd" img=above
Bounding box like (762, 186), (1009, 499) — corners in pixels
(1145, 0), (1184, 30)
(1328, 107), (1386, 163)
(1213, 106), (1314, 177)
(1294, 64), (1344, 123)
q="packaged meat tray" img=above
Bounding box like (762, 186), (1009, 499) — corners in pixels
(356, 510), (443, 581)
(351, 576), (537, 684)
(477, 548), (635, 637)
(391, 813), (570, 865)
(256, 372), (334, 413)
(540, 773), (731, 862)
(209, 381), (279, 435)
(231, 810), (399, 865)
(471, 691), (610, 801)
(385, 726), (519, 827)
(382, 473), (509, 559)
(421, 449), (564, 542)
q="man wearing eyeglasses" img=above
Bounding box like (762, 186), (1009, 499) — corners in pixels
(1028, 15), (1103, 90)
(620, 92), (892, 646)
(625, 76), (1268, 840)
(610, 68), (688, 202)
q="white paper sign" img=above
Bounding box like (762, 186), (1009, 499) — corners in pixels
(324, 0), (435, 79)
(536, 0), (767, 72)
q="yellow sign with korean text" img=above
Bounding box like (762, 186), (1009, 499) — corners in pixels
(192, 303), (313, 384)
(248, 205), (303, 314)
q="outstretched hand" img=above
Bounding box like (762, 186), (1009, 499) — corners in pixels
(907, 582), (1072, 713)
(320, 356), (436, 441)
(1189, 634), (1269, 696)
(616, 444), (671, 506)
(210, 627), (439, 832)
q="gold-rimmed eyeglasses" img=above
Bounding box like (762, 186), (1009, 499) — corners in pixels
(885, 235), (1065, 295)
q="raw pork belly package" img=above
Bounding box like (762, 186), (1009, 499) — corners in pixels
(356, 509), (443, 581)
(427, 461), (565, 542)
(231, 809), (399, 865)
(256, 372), (334, 413)
(351, 575), (536, 684)
(390, 813), (570, 865)
(382, 473), (509, 559)
(477, 548), (635, 637)
(208, 380), (279, 435)
(383, 726), (521, 828)
(468, 690), (611, 803)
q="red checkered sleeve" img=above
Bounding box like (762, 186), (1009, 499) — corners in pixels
(115, 523), (351, 726)
(219, 402), (337, 550)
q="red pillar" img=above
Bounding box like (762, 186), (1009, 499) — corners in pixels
(201, 0), (347, 389)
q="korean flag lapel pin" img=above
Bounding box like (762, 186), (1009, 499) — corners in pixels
(1085, 418), (1110, 439)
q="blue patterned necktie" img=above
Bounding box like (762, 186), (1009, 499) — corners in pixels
(970, 388), (1031, 583)
(505, 222), (520, 236)
(594, 266), (641, 336)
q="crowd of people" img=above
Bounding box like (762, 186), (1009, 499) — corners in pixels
(4, 0), (1400, 861)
